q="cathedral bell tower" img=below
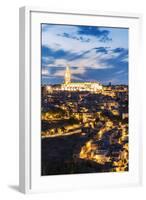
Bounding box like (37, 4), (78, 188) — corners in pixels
(64, 64), (71, 84)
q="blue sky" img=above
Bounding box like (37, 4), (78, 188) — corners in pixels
(41, 24), (128, 85)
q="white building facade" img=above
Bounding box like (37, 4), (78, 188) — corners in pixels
(61, 65), (103, 92)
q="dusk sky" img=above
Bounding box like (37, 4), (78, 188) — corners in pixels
(41, 24), (128, 85)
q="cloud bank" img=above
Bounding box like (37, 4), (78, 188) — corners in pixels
(41, 24), (128, 85)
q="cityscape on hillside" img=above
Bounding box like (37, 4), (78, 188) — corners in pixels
(41, 24), (128, 175)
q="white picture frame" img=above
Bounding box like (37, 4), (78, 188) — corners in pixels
(19, 6), (142, 194)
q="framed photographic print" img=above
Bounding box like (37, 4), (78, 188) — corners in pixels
(19, 7), (142, 193)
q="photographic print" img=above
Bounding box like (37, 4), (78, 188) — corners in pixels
(41, 24), (128, 176)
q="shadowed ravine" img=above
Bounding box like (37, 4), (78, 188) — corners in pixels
(41, 132), (112, 175)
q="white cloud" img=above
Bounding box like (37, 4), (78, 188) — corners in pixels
(41, 24), (128, 82)
(42, 24), (128, 56)
(42, 47), (120, 79)
(115, 70), (125, 75)
(42, 68), (49, 75)
(42, 25), (109, 54)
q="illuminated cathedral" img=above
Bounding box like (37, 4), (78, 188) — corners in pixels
(61, 64), (103, 92)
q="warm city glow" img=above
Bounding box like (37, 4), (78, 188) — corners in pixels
(41, 64), (129, 173)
